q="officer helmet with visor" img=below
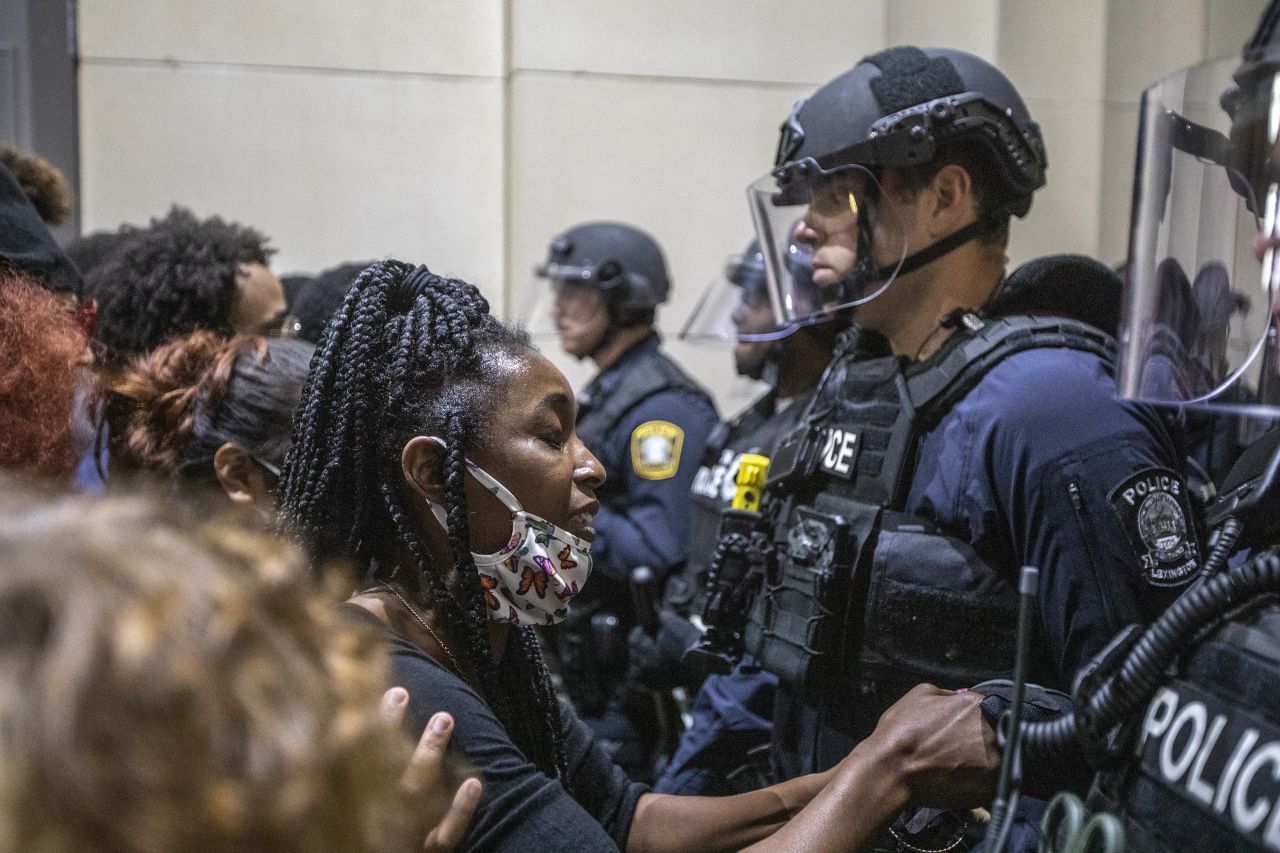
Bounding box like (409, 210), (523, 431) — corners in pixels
(522, 221), (670, 355)
(749, 46), (1048, 330)
(679, 238), (823, 345)
(1117, 44), (1280, 417)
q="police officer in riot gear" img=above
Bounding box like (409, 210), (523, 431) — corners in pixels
(733, 46), (1204, 849)
(533, 220), (718, 780)
(666, 240), (838, 617)
(628, 239), (844, 795)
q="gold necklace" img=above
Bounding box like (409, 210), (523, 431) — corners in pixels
(372, 583), (466, 680)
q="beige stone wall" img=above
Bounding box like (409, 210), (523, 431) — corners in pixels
(77, 0), (1264, 414)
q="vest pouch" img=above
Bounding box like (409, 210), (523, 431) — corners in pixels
(766, 423), (823, 493)
(747, 494), (875, 700)
(670, 492), (724, 615)
(854, 512), (1022, 690)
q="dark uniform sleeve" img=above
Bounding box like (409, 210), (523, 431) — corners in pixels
(592, 389), (719, 583)
(997, 351), (1197, 680)
(917, 349), (1199, 683)
(377, 625), (647, 852)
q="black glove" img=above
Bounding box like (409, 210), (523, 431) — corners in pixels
(970, 678), (1074, 728)
(970, 679), (1093, 799)
(627, 610), (705, 690)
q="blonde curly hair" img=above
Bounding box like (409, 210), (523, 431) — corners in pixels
(0, 488), (424, 853)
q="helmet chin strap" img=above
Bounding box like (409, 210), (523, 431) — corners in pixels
(583, 287), (637, 360)
(834, 215), (996, 305)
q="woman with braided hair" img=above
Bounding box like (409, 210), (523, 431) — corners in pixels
(278, 260), (1001, 852)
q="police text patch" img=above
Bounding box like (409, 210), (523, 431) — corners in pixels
(691, 449), (741, 503)
(631, 421), (684, 480)
(1109, 467), (1198, 587)
(818, 427), (861, 479)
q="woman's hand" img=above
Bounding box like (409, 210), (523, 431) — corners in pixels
(856, 683), (999, 810)
(381, 687), (483, 852)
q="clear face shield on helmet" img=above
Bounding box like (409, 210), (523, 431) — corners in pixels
(518, 260), (615, 346)
(678, 243), (823, 344)
(1119, 52), (1280, 416)
(747, 164), (908, 329)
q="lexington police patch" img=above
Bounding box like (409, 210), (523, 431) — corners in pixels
(631, 421), (684, 480)
(1108, 467), (1198, 587)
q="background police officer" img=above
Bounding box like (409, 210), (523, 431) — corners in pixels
(742, 46), (1203, 848)
(534, 220), (718, 779)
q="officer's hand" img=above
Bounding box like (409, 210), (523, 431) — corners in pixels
(859, 683), (999, 810)
(627, 611), (703, 689)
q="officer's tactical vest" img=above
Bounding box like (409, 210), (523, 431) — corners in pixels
(745, 315), (1115, 708)
(575, 345), (711, 515)
(667, 389), (813, 617)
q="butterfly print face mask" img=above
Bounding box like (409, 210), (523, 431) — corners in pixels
(421, 437), (593, 626)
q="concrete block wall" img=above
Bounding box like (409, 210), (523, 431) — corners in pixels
(77, 0), (1265, 413)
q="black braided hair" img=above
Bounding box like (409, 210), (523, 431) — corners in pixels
(278, 260), (568, 783)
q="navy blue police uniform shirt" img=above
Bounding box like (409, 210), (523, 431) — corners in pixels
(773, 342), (1201, 787)
(907, 344), (1199, 684)
(584, 338), (719, 584)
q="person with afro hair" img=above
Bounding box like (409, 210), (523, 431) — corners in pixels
(86, 206), (285, 365)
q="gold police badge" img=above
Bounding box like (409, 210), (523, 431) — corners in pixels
(630, 420), (684, 480)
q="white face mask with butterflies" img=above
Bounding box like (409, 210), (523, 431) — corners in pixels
(422, 437), (593, 626)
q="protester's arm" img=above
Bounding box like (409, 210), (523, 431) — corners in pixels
(739, 745), (906, 853)
(626, 685), (997, 853)
(627, 768), (832, 853)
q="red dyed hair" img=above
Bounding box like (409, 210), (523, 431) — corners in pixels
(104, 330), (253, 476)
(0, 271), (86, 480)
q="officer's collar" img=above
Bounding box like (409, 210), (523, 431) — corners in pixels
(586, 331), (662, 394)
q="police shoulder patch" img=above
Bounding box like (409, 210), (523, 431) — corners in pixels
(1108, 466), (1199, 587)
(630, 420), (684, 481)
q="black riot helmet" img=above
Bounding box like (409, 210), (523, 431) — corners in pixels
(749, 46), (1048, 327)
(535, 221), (670, 326)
